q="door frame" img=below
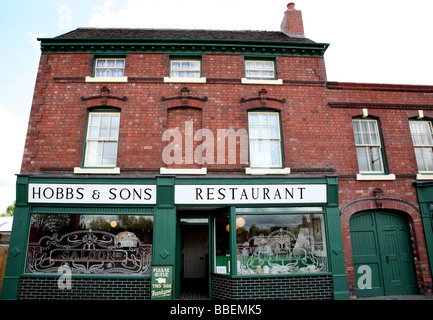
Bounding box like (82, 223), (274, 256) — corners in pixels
(174, 207), (230, 299)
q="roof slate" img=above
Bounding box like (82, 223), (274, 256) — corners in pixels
(55, 28), (315, 43)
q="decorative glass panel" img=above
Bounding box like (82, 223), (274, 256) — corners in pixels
(26, 214), (153, 275)
(236, 214), (328, 275)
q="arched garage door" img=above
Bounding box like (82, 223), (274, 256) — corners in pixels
(350, 210), (418, 298)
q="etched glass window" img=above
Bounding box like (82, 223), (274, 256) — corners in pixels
(236, 214), (328, 275)
(26, 214), (153, 275)
(248, 112), (282, 167)
(84, 112), (120, 167)
(245, 60), (276, 80)
(170, 59), (201, 78)
(410, 120), (433, 172)
(352, 119), (384, 173)
(95, 58), (125, 77)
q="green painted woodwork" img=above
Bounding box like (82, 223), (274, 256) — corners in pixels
(414, 181), (433, 278)
(38, 37), (329, 57)
(324, 176), (350, 300)
(2, 174), (349, 300)
(350, 210), (418, 298)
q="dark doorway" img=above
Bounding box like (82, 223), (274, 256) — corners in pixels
(180, 224), (209, 299)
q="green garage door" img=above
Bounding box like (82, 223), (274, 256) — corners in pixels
(350, 210), (418, 298)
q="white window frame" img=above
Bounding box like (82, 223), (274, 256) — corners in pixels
(244, 60), (276, 80)
(83, 112), (120, 168)
(352, 119), (385, 174)
(95, 58), (125, 77)
(164, 58), (206, 83)
(247, 111), (283, 168)
(410, 120), (433, 174)
(85, 58), (127, 83)
(241, 59), (282, 85)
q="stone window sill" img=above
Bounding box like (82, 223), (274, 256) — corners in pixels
(245, 168), (291, 175)
(241, 78), (283, 85)
(74, 167), (120, 174)
(356, 174), (396, 181)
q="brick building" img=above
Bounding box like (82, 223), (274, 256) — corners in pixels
(2, 3), (433, 300)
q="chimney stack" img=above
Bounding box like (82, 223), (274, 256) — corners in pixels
(280, 3), (305, 38)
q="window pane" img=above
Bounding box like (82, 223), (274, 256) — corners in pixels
(268, 113), (278, 125)
(106, 59), (115, 67)
(269, 126), (279, 138)
(96, 60), (106, 67)
(249, 126), (259, 138)
(249, 113), (258, 125)
(102, 142), (118, 166)
(190, 61), (200, 69)
(172, 61), (181, 69)
(356, 147), (369, 172)
(258, 113), (268, 125)
(425, 148), (433, 171)
(415, 148), (427, 171)
(110, 114), (120, 127)
(370, 147), (383, 172)
(269, 140), (281, 166)
(88, 126), (99, 138)
(26, 214), (153, 275)
(95, 69), (105, 77)
(85, 141), (102, 166)
(214, 216), (230, 274)
(236, 214), (328, 275)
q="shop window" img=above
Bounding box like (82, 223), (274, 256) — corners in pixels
(25, 214), (153, 275)
(84, 112), (120, 168)
(236, 214), (328, 275)
(352, 118), (385, 173)
(409, 120), (433, 172)
(214, 216), (230, 274)
(248, 111), (283, 168)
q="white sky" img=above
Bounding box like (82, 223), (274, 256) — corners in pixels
(0, 0), (433, 213)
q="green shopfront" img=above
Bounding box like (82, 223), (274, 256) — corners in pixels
(1, 174), (349, 300)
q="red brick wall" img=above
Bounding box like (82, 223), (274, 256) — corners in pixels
(22, 50), (433, 297)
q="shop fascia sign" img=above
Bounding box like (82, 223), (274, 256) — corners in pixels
(175, 184), (327, 204)
(28, 183), (327, 205)
(28, 183), (156, 204)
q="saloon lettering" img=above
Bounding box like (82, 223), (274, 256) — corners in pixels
(28, 184), (156, 204)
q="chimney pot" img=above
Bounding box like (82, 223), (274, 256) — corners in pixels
(287, 3), (296, 10)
